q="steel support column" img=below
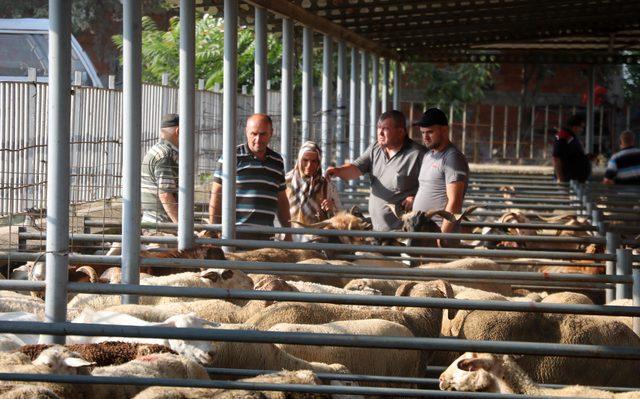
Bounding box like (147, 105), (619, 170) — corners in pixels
(370, 55), (379, 143)
(178, 0), (195, 250)
(349, 47), (359, 163)
(585, 66), (595, 154)
(616, 248), (632, 300)
(633, 267), (640, 335)
(222, 0), (238, 244)
(254, 6), (267, 113)
(43, 0), (71, 344)
(321, 35), (332, 172)
(335, 40), (346, 186)
(381, 58), (389, 113)
(121, 0), (142, 305)
(301, 27), (313, 143)
(280, 18), (293, 170)
(359, 51), (369, 155)
(392, 61), (400, 110)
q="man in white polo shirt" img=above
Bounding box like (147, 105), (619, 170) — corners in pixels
(413, 108), (469, 240)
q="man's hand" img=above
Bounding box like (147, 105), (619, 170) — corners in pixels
(325, 166), (340, 180)
(320, 198), (336, 213)
(603, 178), (614, 185)
(401, 196), (415, 212)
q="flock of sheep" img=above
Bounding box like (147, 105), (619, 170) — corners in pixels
(0, 200), (638, 398)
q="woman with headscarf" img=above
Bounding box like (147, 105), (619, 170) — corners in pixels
(286, 141), (342, 230)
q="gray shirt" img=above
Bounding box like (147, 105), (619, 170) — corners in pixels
(353, 138), (426, 231)
(414, 144), (469, 225)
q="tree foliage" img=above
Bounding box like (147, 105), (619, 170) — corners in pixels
(114, 14), (283, 91)
(406, 62), (499, 107)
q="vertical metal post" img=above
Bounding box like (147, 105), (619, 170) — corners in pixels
(585, 66), (595, 154)
(254, 6), (267, 114)
(502, 105), (508, 159)
(543, 105), (549, 159)
(370, 54), (379, 144)
(626, 105), (631, 131)
(280, 18), (293, 171)
(616, 248), (632, 300)
(381, 58), (389, 113)
(222, 0), (238, 244)
(335, 40), (346, 185)
(178, 0), (195, 251)
(349, 47), (359, 162)
(489, 105), (495, 159)
(633, 267), (640, 335)
(392, 61), (400, 110)
(321, 35), (332, 172)
(359, 50), (369, 155)
(558, 105), (563, 130)
(529, 105), (535, 158)
(301, 27), (313, 143)
(515, 105), (522, 159)
(448, 105), (454, 140)
(121, 0), (142, 305)
(43, 0), (71, 344)
(461, 104), (467, 154)
(473, 105), (479, 162)
(605, 231), (620, 303)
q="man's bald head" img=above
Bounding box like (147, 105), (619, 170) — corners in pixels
(247, 113), (273, 130)
(245, 113), (274, 159)
(620, 130), (635, 149)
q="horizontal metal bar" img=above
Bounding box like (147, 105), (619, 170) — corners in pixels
(0, 279), (635, 316)
(73, 224), (605, 244)
(1, 321), (640, 360)
(0, 372), (570, 399)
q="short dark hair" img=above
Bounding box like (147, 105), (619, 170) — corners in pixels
(567, 114), (585, 128)
(378, 110), (406, 130)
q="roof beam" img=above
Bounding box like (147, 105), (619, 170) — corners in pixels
(240, 0), (399, 59)
(403, 50), (640, 64)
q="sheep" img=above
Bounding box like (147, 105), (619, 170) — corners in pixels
(278, 279), (382, 296)
(351, 252), (408, 269)
(248, 258), (357, 288)
(416, 258), (512, 296)
(67, 268), (254, 311)
(268, 319), (422, 382)
(439, 352), (640, 398)
(292, 210), (372, 246)
(88, 353), (210, 399)
(606, 299), (634, 332)
(438, 308), (640, 388)
(392, 206), (477, 248)
(0, 312), (42, 351)
(247, 281), (448, 375)
(0, 294), (46, 319)
(68, 311), (217, 364)
(540, 291), (593, 305)
(97, 266), (153, 283)
(0, 385), (63, 399)
(133, 370), (337, 399)
(225, 248), (325, 264)
(19, 342), (176, 366)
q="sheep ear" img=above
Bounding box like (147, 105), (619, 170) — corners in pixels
(457, 357), (492, 372)
(200, 269), (220, 282)
(220, 269), (234, 280)
(64, 357), (95, 368)
(13, 265), (30, 272)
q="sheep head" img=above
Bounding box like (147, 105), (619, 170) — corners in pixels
(292, 211), (372, 245)
(439, 352), (504, 393)
(32, 346), (95, 375)
(199, 268), (254, 290)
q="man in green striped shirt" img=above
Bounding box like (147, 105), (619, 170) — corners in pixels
(141, 113), (180, 224)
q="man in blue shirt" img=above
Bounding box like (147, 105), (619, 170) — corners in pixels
(604, 130), (640, 185)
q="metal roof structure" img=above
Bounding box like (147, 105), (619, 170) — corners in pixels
(196, 0), (640, 64)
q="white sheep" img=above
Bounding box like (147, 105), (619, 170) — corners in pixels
(68, 310), (217, 364)
(268, 319), (422, 383)
(67, 268), (254, 311)
(439, 352), (640, 398)
(0, 312), (42, 351)
(284, 280), (381, 296)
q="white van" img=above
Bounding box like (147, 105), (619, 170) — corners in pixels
(0, 18), (102, 87)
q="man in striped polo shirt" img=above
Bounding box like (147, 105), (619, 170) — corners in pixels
(209, 113), (292, 240)
(141, 113), (180, 224)
(604, 130), (640, 185)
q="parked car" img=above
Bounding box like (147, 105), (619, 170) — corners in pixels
(0, 18), (102, 87)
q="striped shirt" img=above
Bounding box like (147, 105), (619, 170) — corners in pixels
(141, 140), (179, 223)
(213, 144), (286, 226)
(604, 146), (640, 185)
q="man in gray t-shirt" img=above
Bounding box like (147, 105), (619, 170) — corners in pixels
(326, 110), (426, 230)
(413, 108), (469, 234)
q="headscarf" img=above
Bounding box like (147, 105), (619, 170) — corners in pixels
(286, 141), (327, 224)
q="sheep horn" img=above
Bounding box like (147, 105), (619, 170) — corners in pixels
(456, 205), (479, 221)
(75, 266), (98, 283)
(385, 203), (405, 220)
(395, 281), (418, 297)
(291, 219), (332, 229)
(424, 209), (457, 223)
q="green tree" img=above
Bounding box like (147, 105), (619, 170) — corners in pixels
(114, 14), (283, 91)
(406, 62), (499, 108)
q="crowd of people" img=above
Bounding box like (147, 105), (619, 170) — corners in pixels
(140, 107), (638, 245)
